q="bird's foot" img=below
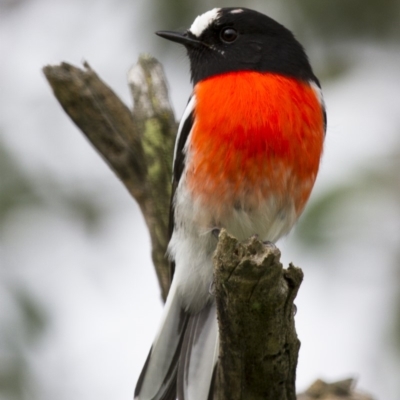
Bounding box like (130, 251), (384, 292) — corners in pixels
(293, 304), (297, 316)
(209, 280), (215, 295)
(262, 240), (277, 251)
(212, 228), (221, 238)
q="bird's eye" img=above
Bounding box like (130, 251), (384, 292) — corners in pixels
(220, 27), (238, 43)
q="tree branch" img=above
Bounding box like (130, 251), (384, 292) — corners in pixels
(214, 230), (302, 400)
(43, 57), (176, 301)
(297, 378), (374, 400)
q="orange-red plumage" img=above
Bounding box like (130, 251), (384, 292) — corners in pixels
(186, 71), (324, 217)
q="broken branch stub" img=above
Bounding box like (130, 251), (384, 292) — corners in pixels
(213, 230), (303, 400)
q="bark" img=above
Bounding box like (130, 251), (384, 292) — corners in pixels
(43, 56), (375, 400)
(297, 378), (375, 400)
(213, 231), (302, 400)
(43, 57), (176, 301)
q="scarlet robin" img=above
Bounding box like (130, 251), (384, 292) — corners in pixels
(135, 7), (326, 400)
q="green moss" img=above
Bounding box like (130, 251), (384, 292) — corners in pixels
(251, 301), (262, 311)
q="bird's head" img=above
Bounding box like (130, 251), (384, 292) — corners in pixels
(156, 7), (316, 84)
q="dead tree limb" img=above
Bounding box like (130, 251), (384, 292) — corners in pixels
(43, 56), (374, 400)
(214, 231), (302, 400)
(43, 57), (176, 301)
(297, 378), (374, 400)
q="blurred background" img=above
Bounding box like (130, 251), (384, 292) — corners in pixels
(1, 0), (400, 399)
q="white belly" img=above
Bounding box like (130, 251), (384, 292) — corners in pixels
(168, 181), (297, 312)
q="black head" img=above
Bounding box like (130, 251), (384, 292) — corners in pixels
(157, 7), (319, 85)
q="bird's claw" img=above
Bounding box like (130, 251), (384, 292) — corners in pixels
(212, 228), (221, 238)
(209, 280), (215, 295)
(262, 240), (277, 250)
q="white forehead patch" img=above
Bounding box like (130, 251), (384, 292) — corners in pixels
(189, 8), (221, 37)
(230, 9), (244, 14)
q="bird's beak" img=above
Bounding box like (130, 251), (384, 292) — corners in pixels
(156, 30), (202, 47)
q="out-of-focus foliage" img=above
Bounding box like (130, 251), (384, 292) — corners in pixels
(289, 0), (400, 41)
(0, 289), (47, 400)
(293, 185), (355, 249)
(0, 138), (105, 236)
(296, 151), (400, 249)
(151, 0), (400, 41)
(0, 140), (43, 226)
(0, 0), (28, 13)
(395, 257), (400, 354)
(0, 137), (106, 399)
(297, 147), (400, 362)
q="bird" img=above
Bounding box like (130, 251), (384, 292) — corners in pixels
(134, 7), (326, 400)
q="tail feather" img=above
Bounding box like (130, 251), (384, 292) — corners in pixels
(177, 302), (219, 400)
(134, 288), (219, 400)
(134, 285), (189, 400)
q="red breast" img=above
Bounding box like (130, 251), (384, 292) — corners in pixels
(185, 71), (324, 218)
